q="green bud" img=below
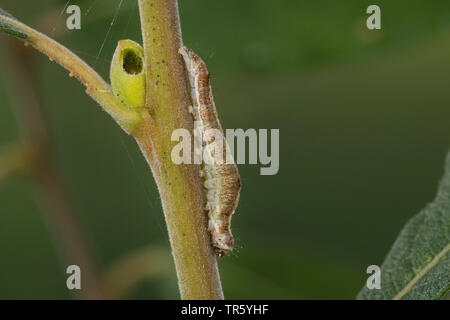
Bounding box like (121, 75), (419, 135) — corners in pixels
(110, 39), (146, 107)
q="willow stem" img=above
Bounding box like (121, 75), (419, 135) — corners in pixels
(0, 14), (142, 134)
(136, 0), (224, 299)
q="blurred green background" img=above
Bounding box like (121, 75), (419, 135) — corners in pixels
(0, 0), (449, 299)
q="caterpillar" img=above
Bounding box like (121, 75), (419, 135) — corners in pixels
(179, 46), (241, 257)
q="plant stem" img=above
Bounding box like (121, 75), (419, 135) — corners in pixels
(0, 14), (142, 134)
(136, 0), (224, 299)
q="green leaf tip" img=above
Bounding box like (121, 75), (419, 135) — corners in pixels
(110, 39), (146, 108)
(0, 8), (28, 39)
(357, 150), (450, 300)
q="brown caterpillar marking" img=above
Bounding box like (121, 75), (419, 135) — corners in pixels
(179, 46), (241, 257)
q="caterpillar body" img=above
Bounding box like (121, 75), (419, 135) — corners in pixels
(179, 46), (241, 257)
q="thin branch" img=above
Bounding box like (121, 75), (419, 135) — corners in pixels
(136, 0), (224, 299)
(0, 13), (142, 134)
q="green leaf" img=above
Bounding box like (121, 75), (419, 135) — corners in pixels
(358, 151), (450, 300)
(0, 8), (28, 39)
